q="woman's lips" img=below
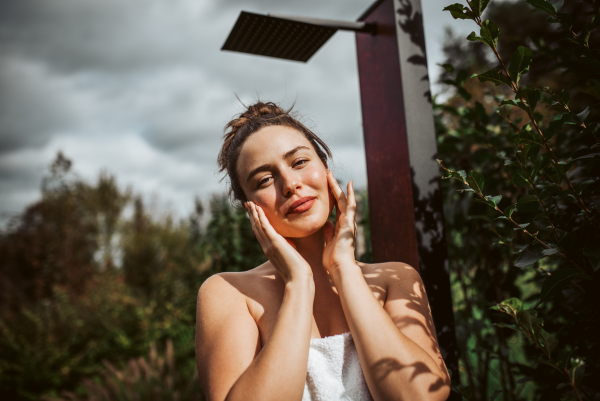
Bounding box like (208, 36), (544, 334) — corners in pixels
(287, 196), (317, 214)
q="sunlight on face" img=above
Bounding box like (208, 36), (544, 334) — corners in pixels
(237, 126), (333, 238)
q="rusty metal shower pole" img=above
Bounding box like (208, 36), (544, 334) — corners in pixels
(356, 0), (458, 385)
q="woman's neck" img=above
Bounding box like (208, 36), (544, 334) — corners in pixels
(289, 227), (327, 277)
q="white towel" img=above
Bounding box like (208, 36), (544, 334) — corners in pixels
(302, 332), (373, 401)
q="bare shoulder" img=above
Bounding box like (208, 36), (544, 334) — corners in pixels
(356, 261), (422, 299)
(196, 264), (274, 401)
(198, 261), (276, 303)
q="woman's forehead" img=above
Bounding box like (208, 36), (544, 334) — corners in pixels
(240, 126), (314, 161)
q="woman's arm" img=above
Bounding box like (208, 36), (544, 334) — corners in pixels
(323, 173), (450, 401)
(332, 263), (451, 401)
(196, 272), (314, 401)
(196, 202), (315, 401)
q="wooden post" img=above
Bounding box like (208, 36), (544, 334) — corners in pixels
(356, 0), (460, 389)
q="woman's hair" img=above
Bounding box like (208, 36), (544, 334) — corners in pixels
(218, 101), (332, 202)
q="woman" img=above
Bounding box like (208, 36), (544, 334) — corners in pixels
(195, 101), (451, 401)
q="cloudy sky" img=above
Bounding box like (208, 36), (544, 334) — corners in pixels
(0, 0), (474, 223)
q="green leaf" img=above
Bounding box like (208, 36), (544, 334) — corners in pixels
(474, 69), (512, 87)
(556, 348), (573, 370)
(515, 243), (546, 267)
(540, 185), (560, 200)
(539, 268), (587, 304)
(437, 160), (467, 183)
(517, 87), (541, 113)
(520, 310), (544, 338)
(572, 152), (600, 162)
(486, 195), (502, 207)
(581, 79), (600, 101)
(443, 3), (476, 20)
(473, 197), (495, 207)
(492, 297), (523, 320)
(467, 32), (490, 47)
(530, 153), (551, 179)
(493, 322), (525, 334)
(514, 223), (530, 231)
(539, 329), (558, 356)
(508, 46), (533, 85)
(490, 389), (502, 401)
(583, 244), (600, 271)
(504, 204), (517, 218)
(538, 358), (563, 373)
(543, 119), (565, 141)
(576, 106), (590, 122)
(582, 12), (599, 47)
(517, 194), (540, 213)
(480, 20), (499, 48)
(541, 248), (559, 256)
(549, 0), (564, 11)
(518, 195), (538, 205)
(505, 165), (531, 186)
(471, 0), (491, 16)
(526, 0), (558, 14)
(468, 171), (485, 193)
(500, 98), (530, 113)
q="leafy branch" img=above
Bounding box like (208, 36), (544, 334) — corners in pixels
(444, 0), (600, 229)
(437, 160), (589, 276)
(491, 298), (587, 401)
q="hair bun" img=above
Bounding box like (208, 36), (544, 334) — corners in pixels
(242, 101), (286, 120)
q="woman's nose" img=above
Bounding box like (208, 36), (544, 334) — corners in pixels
(280, 171), (300, 197)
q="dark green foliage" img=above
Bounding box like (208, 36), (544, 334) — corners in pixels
(0, 153), (265, 400)
(440, 0), (600, 399)
(44, 340), (203, 401)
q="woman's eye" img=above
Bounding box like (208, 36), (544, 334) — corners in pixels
(258, 177), (272, 187)
(294, 159), (308, 168)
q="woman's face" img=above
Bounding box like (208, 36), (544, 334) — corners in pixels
(237, 126), (333, 238)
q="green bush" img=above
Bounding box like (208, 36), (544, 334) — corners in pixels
(43, 340), (202, 401)
(439, 0), (599, 399)
(0, 154), (265, 400)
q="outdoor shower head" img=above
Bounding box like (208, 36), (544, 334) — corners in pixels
(221, 11), (375, 62)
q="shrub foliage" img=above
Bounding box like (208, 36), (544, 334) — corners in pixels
(439, 0), (599, 399)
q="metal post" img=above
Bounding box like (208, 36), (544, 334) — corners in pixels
(356, 0), (460, 389)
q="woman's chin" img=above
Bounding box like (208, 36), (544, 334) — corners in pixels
(276, 215), (328, 238)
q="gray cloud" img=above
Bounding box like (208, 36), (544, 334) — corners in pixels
(0, 0), (473, 223)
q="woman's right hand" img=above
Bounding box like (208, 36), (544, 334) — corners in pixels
(245, 201), (313, 284)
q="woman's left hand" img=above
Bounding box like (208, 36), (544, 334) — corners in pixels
(323, 171), (358, 275)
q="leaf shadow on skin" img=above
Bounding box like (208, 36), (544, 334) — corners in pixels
(362, 263), (442, 359)
(371, 358), (446, 393)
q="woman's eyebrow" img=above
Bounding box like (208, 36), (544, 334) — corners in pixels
(283, 145), (310, 159)
(246, 164), (271, 183)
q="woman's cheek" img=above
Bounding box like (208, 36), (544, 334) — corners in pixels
(253, 191), (280, 222)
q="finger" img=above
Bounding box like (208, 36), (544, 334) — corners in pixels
(346, 181), (357, 221)
(323, 220), (335, 246)
(248, 202), (268, 244)
(327, 171), (347, 210)
(255, 204), (280, 241)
